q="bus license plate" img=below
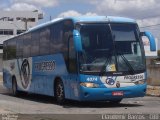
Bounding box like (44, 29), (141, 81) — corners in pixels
(112, 91), (123, 96)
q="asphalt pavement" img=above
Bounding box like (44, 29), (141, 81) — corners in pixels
(0, 77), (160, 120)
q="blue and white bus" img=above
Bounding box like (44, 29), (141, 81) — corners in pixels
(3, 16), (156, 104)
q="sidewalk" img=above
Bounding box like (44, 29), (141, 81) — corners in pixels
(146, 85), (160, 97)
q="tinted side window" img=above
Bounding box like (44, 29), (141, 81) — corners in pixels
(50, 22), (63, 54)
(7, 39), (16, 60)
(31, 31), (39, 56)
(3, 42), (7, 60)
(39, 27), (50, 55)
(23, 33), (31, 57)
(62, 20), (74, 70)
(16, 36), (23, 58)
(69, 37), (77, 73)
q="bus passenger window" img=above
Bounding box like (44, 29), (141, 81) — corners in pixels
(69, 37), (77, 73)
(23, 34), (31, 58)
(31, 31), (39, 56)
(39, 27), (50, 55)
(16, 37), (23, 58)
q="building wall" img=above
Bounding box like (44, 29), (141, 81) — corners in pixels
(146, 57), (160, 86)
(0, 11), (40, 45)
(0, 11), (43, 72)
(147, 64), (160, 86)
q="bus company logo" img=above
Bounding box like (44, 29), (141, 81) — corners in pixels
(20, 59), (30, 89)
(34, 61), (56, 72)
(106, 77), (115, 85)
(124, 74), (144, 80)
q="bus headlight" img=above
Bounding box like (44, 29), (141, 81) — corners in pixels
(134, 80), (145, 85)
(80, 82), (99, 88)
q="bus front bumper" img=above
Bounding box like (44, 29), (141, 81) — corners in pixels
(78, 84), (147, 101)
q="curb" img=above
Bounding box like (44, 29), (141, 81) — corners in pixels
(146, 85), (160, 97)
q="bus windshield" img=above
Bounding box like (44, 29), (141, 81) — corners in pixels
(79, 23), (145, 75)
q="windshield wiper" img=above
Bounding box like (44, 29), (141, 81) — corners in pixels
(99, 57), (111, 76)
(118, 52), (135, 74)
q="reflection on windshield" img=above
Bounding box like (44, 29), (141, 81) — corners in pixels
(79, 24), (116, 73)
(111, 24), (145, 72)
(79, 23), (145, 74)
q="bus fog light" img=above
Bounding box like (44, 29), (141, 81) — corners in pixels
(80, 82), (99, 88)
(134, 80), (145, 85)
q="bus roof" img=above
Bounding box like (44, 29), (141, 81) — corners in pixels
(28, 17), (63, 32)
(71, 16), (136, 23)
(3, 16), (137, 43)
(28, 16), (136, 33)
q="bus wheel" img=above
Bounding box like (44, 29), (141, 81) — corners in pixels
(55, 80), (65, 104)
(12, 77), (19, 96)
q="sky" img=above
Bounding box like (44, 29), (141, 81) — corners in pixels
(1, 0), (160, 49)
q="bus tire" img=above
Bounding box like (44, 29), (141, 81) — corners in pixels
(12, 77), (19, 96)
(55, 80), (65, 104)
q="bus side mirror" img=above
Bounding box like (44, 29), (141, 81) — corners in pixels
(141, 31), (156, 51)
(73, 30), (82, 52)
